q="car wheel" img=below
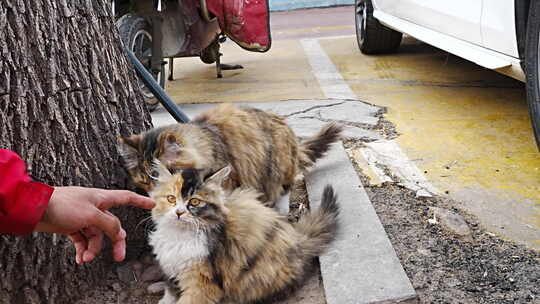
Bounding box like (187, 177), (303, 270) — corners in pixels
(355, 0), (402, 54)
(116, 14), (165, 112)
(525, 1), (540, 150)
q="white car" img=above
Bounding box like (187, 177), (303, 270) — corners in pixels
(355, 0), (540, 149)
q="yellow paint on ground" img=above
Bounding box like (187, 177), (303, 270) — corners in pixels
(321, 37), (540, 248)
(165, 40), (323, 104)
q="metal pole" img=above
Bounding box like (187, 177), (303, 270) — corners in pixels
(124, 49), (190, 123)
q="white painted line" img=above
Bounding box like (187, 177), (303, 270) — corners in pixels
(350, 148), (394, 186)
(301, 37), (439, 197)
(361, 140), (439, 196)
(301, 39), (357, 100)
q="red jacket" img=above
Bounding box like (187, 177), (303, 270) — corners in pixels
(0, 149), (54, 235)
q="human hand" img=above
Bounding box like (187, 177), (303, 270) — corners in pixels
(34, 187), (155, 264)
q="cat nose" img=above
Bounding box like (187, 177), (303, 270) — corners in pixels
(176, 210), (185, 219)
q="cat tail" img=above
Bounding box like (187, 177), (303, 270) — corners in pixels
(298, 123), (343, 171)
(295, 185), (340, 258)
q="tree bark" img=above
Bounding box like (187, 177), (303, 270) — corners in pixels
(0, 1), (152, 303)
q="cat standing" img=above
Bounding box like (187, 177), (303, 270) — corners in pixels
(148, 162), (340, 304)
(118, 103), (342, 206)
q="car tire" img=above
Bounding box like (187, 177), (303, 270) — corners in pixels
(116, 14), (165, 112)
(525, 1), (540, 150)
(355, 0), (402, 54)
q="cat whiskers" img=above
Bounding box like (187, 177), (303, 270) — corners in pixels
(135, 215), (155, 233)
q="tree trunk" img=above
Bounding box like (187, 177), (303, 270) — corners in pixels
(0, 1), (152, 303)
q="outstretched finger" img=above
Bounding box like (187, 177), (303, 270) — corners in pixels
(97, 190), (155, 210)
(68, 232), (88, 265)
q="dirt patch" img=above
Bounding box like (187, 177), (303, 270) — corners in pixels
(76, 180), (326, 304)
(75, 255), (162, 304)
(354, 169), (540, 303)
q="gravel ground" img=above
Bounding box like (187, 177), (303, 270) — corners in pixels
(347, 148), (540, 304)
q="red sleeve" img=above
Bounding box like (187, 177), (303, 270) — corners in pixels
(0, 149), (54, 235)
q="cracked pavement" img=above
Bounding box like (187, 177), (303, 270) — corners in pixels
(151, 99), (385, 142)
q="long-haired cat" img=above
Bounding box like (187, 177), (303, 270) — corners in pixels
(118, 103), (342, 206)
(148, 162), (340, 304)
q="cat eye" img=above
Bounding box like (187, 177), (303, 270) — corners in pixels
(167, 195), (176, 205)
(189, 198), (201, 206)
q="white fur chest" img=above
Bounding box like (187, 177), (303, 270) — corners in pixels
(149, 221), (209, 279)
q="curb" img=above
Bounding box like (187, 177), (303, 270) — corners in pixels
(305, 143), (418, 304)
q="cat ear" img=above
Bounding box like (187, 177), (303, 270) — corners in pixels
(205, 165), (232, 185)
(161, 133), (182, 164)
(150, 159), (172, 182)
(117, 135), (141, 169)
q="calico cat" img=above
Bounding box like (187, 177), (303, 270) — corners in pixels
(148, 161), (340, 304)
(118, 103), (342, 206)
